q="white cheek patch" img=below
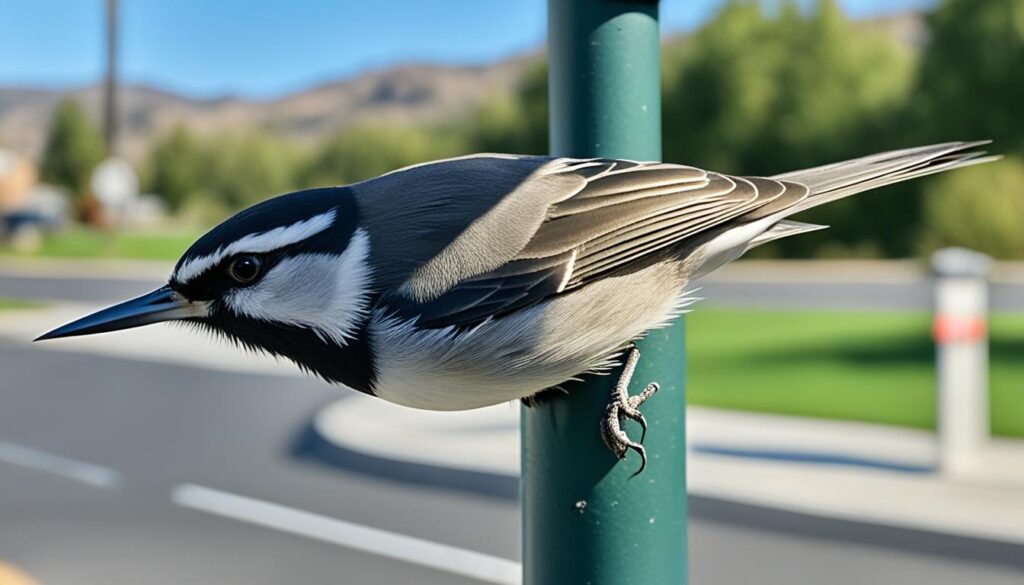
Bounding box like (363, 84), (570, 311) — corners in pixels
(223, 228), (373, 345)
(174, 210), (337, 283)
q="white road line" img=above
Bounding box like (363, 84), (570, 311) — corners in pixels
(0, 440), (121, 489)
(171, 483), (521, 585)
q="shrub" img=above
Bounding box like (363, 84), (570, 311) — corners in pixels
(919, 157), (1024, 259)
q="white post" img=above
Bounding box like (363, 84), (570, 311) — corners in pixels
(932, 247), (992, 478)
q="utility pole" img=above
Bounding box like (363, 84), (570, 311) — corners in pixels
(521, 1), (688, 584)
(103, 0), (120, 155)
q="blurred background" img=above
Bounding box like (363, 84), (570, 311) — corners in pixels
(0, 1), (1022, 584)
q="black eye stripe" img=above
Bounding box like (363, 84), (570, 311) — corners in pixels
(173, 250), (287, 299)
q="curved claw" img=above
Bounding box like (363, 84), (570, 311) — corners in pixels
(629, 443), (648, 477)
(626, 413), (647, 444)
(628, 382), (659, 444)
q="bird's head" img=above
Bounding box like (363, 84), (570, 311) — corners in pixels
(36, 188), (376, 384)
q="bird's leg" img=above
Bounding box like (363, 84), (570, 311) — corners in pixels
(600, 344), (660, 475)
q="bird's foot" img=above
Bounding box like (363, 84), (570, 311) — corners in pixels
(600, 344), (659, 476)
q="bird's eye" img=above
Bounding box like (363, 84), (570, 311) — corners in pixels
(228, 256), (262, 284)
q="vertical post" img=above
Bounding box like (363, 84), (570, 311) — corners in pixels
(103, 0), (120, 155)
(932, 247), (992, 477)
(522, 1), (688, 584)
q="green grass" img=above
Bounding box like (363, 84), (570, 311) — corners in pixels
(687, 309), (1024, 437)
(0, 228), (201, 261)
(0, 298), (41, 311)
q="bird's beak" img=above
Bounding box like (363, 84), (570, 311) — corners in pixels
(34, 285), (209, 341)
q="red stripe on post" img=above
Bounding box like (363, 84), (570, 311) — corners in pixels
(933, 315), (987, 343)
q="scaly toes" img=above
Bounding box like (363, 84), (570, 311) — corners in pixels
(600, 405), (628, 459)
(623, 382), (659, 443)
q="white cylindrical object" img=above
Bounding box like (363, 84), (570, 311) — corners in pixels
(932, 248), (991, 478)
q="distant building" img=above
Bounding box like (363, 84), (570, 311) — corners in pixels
(0, 148), (69, 249)
(0, 149), (37, 212)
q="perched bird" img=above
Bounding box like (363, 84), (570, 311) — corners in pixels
(38, 142), (993, 469)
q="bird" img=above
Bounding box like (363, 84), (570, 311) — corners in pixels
(37, 141), (994, 471)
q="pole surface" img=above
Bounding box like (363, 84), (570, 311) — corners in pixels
(522, 1), (688, 584)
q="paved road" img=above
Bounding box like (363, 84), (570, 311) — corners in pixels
(0, 343), (517, 585)
(0, 273), (159, 304)
(702, 279), (1024, 312)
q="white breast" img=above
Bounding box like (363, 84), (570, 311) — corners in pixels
(368, 260), (696, 411)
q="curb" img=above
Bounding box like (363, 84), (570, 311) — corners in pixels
(292, 418), (519, 500)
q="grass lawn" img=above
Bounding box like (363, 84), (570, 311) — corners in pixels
(0, 298), (40, 311)
(687, 309), (1024, 437)
(0, 228), (201, 261)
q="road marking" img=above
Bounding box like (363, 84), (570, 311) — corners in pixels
(171, 484), (520, 585)
(0, 440), (121, 489)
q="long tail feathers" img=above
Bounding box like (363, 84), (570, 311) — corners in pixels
(773, 141), (998, 216)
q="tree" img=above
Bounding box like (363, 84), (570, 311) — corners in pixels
(205, 131), (300, 208)
(145, 124), (205, 211)
(662, 1), (783, 171)
(662, 0), (916, 256)
(919, 157), (1024, 259)
(915, 0), (1024, 154)
(39, 99), (107, 199)
(462, 62), (548, 155)
(302, 123), (464, 188)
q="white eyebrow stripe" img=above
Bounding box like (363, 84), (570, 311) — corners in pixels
(174, 209), (337, 283)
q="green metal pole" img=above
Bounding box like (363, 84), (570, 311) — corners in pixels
(522, 1), (688, 584)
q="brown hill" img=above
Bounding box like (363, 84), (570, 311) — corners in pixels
(0, 58), (533, 162)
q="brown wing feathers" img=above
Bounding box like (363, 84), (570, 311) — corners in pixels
(521, 161), (796, 289)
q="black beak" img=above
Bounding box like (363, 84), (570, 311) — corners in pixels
(34, 285), (209, 341)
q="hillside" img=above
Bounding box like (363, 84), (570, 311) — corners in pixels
(0, 58), (533, 162)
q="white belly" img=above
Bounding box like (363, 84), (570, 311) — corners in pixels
(368, 261), (694, 411)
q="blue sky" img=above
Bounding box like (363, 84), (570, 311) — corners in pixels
(0, 0), (934, 99)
